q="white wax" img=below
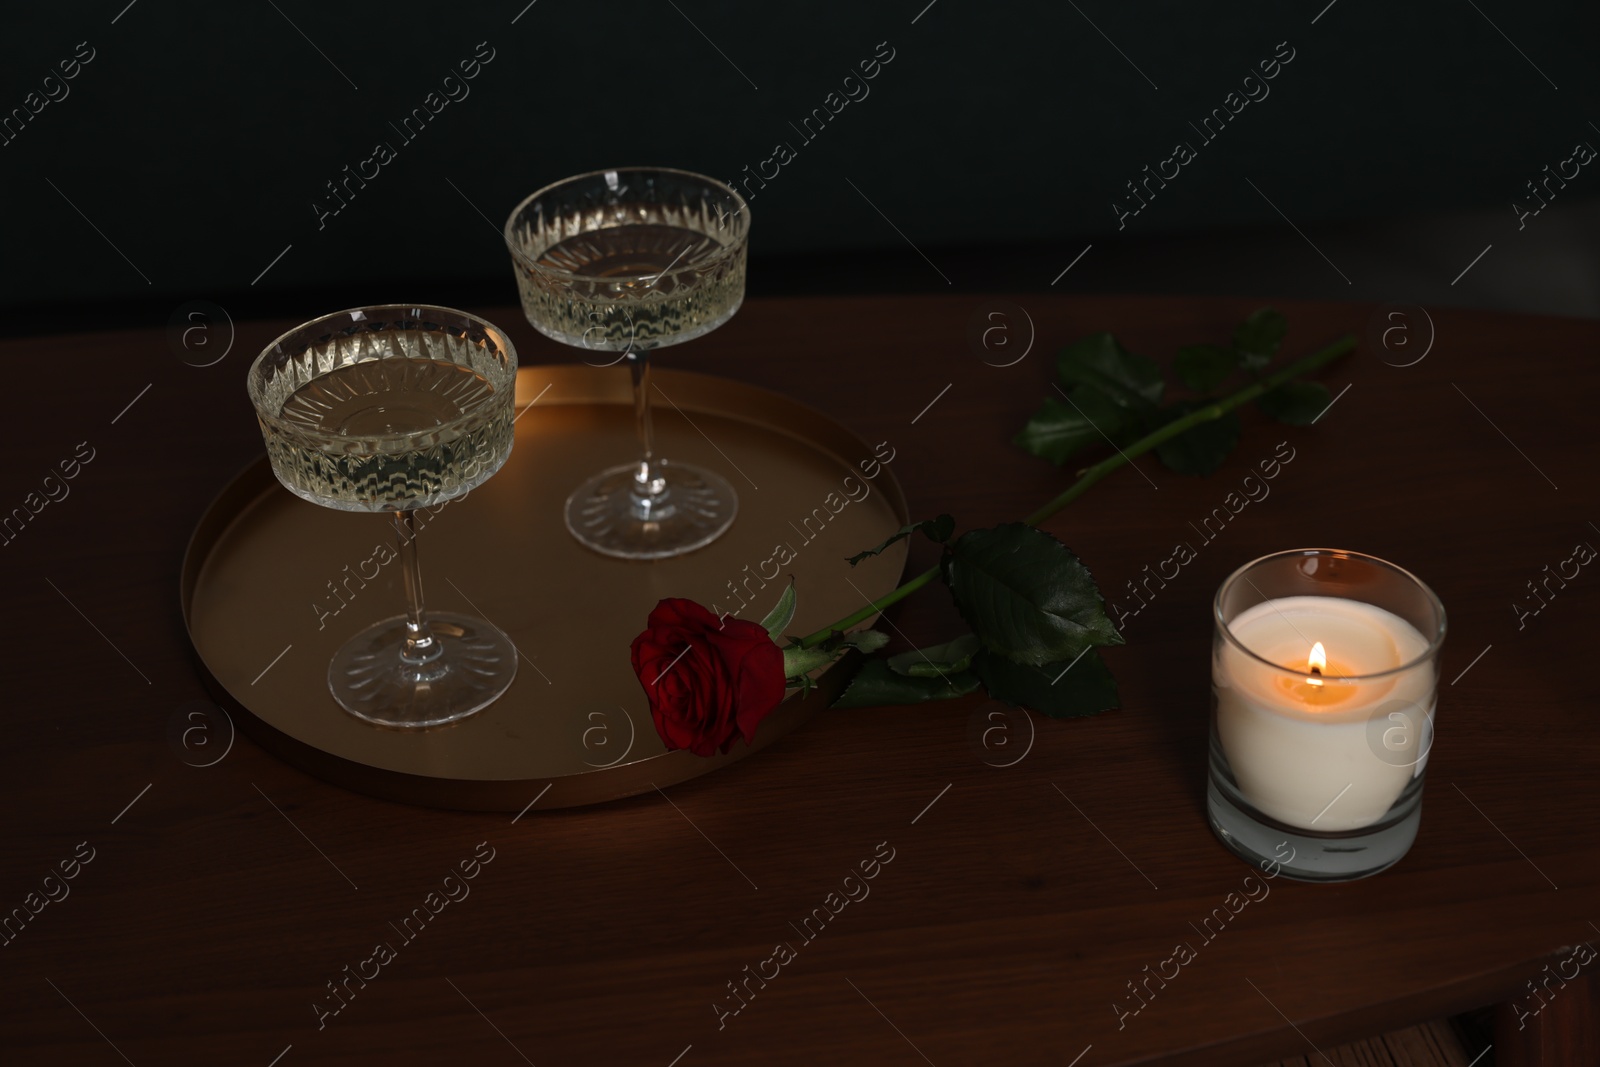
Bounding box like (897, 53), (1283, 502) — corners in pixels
(1215, 596), (1434, 832)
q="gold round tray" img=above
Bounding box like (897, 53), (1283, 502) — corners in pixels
(181, 365), (909, 810)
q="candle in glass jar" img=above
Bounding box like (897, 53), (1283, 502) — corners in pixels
(1214, 595), (1435, 832)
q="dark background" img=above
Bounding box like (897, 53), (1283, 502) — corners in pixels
(1, 7), (1596, 1064)
(2, 0), (1599, 334)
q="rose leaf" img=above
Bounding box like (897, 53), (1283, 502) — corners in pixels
(840, 629), (891, 654)
(1154, 401), (1241, 476)
(1056, 332), (1165, 409)
(831, 657), (980, 709)
(1175, 344), (1235, 393)
(1256, 380), (1331, 426)
(972, 648), (1120, 719)
(941, 524), (1123, 667)
(1234, 307), (1287, 371)
(887, 632), (981, 678)
(1012, 386), (1129, 467)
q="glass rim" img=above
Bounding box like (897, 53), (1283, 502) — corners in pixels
(247, 303), (517, 443)
(1213, 547), (1448, 682)
(501, 165), (750, 284)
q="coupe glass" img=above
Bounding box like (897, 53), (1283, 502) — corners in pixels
(247, 306), (519, 728)
(504, 167), (750, 560)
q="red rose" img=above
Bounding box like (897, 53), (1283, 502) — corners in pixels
(630, 598), (786, 757)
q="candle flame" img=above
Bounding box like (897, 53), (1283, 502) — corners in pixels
(1307, 641), (1326, 686)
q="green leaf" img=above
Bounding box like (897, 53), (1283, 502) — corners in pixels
(1012, 386), (1129, 466)
(1154, 401), (1241, 476)
(782, 644), (839, 679)
(759, 584), (797, 641)
(888, 633), (981, 679)
(1234, 308), (1286, 371)
(839, 629), (890, 654)
(941, 524), (1123, 667)
(847, 515), (955, 566)
(783, 628), (890, 681)
(831, 657), (980, 709)
(972, 648), (1120, 719)
(1057, 332), (1164, 409)
(1175, 344), (1235, 393)
(1257, 381), (1331, 426)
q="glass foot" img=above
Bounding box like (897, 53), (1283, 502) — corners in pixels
(329, 611), (517, 729)
(565, 461), (737, 560)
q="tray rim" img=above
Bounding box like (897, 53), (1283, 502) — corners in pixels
(179, 364), (911, 811)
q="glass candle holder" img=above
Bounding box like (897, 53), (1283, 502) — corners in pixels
(1207, 549), (1446, 882)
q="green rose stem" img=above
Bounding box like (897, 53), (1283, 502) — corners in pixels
(796, 334), (1357, 650)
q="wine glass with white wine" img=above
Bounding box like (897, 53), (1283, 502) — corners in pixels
(504, 167), (750, 560)
(247, 305), (519, 728)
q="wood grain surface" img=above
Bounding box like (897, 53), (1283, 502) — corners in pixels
(1, 295), (1594, 1066)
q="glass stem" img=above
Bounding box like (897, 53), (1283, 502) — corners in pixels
(629, 347), (667, 513)
(392, 510), (441, 669)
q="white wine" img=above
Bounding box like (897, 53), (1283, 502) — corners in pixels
(265, 357), (512, 512)
(247, 305), (521, 729)
(503, 170), (749, 560)
(514, 223), (746, 351)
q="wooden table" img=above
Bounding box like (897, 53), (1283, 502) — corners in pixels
(2, 295), (1595, 1066)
